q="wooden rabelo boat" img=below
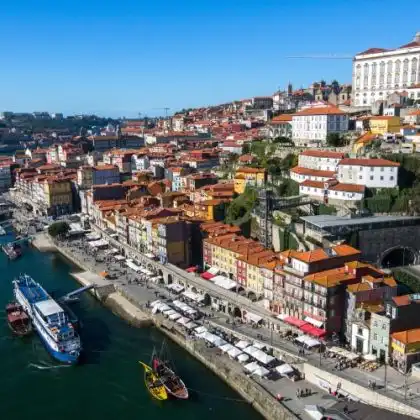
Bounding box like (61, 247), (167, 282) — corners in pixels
(139, 361), (168, 401)
(6, 303), (32, 336)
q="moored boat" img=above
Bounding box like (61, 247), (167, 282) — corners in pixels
(2, 243), (22, 260)
(152, 355), (189, 400)
(0, 225), (6, 236)
(6, 303), (32, 336)
(139, 361), (168, 401)
(13, 274), (81, 364)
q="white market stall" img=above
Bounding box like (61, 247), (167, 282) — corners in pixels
(236, 340), (251, 350)
(253, 350), (275, 365)
(244, 361), (260, 373)
(226, 347), (243, 358)
(252, 366), (269, 377)
(237, 353), (250, 363)
(276, 364), (294, 376)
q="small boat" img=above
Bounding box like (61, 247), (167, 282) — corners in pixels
(139, 361), (168, 401)
(6, 303), (32, 336)
(2, 243), (22, 260)
(152, 350), (188, 399)
(0, 226), (6, 236)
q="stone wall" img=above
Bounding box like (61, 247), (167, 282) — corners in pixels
(154, 318), (297, 420)
(304, 363), (420, 418)
(358, 225), (420, 264)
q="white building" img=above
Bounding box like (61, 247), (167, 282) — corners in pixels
(351, 322), (370, 354)
(290, 167), (336, 184)
(352, 32), (420, 107)
(298, 150), (345, 171)
(337, 158), (399, 188)
(292, 104), (349, 145)
(299, 180), (365, 205)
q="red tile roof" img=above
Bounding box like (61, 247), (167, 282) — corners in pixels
(300, 150), (345, 159)
(338, 158), (400, 167)
(357, 48), (388, 55)
(293, 105), (345, 116)
(291, 166), (336, 178)
(300, 179), (365, 193)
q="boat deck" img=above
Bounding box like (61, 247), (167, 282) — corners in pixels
(19, 283), (49, 304)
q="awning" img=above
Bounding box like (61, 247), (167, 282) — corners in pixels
(243, 346), (259, 356)
(253, 342), (265, 349)
(208, 266), (220, 275)
(276, 363), (293, 375)
(252, 366), (269, 377)
(145, 253), (155, 259)
(186, 266), (198, 273)
(167, 283), (184, 293)
(212, 275), (238, 290)
(307, 326), (327, 338)
(253, 350), (275, 365)
(114, 255), (125, 261)
(300, 323), (316, 335)
(236, 340), (250, 349)
(89, 239), (109, 248)
(277, 313), (288, 321)
(126, 259), (141, 272)
(244, 361), (260, 373)
(194, 326), (207, 335)
(237, 353), (249, 363)
(201, 271), (215, 280)
(163, 309), (176, 316)
(284, 316), (308, 328)
(185, 321), (198, 330)
(219, 343), (235, 352)
(227, 347), (243, 358)
(182, 290), (202, 302)
(245, 312), (262, 324)
(169, 312), (181, 321)
(176, 316), (190, 326)
(305, 316), (324, 328)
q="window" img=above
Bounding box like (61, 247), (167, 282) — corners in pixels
(373, 333), (378, 341)
(359, 175), (362, 180)
(370, 176), (374, 181)
(357, 327), (363, 336)
(373, 321), (378, 327)
(380, 176), (384, 181)
(390, 176), (394, 181)
(370, 167), (374, 172)
(380, 167), (384, 172)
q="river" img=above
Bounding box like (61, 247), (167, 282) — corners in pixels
(0, 231), (260, 420)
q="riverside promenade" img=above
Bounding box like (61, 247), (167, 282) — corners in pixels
(31, 231), (420, 419)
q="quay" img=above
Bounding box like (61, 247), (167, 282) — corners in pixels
(31, 231), (420, 419)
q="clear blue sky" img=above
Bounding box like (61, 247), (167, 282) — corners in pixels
(1, 0), (419, 117)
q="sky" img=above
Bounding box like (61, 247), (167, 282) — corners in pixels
(1, 0), (419, 118)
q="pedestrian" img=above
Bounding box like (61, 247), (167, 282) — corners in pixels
(296, 389), (300, 399)
(343, 405), (349, 414)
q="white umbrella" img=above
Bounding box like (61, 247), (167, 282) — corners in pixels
(176, 317), (190, 326)
(252, 366), (269, 377)
(253, 341), (265, 349)
(244, 361), (260, 373)
(253, 350), (275, 365)
(212, 337), (227, 347)
(185, 321), (198, 329)
(150, 300), (161, 308)
(243, 346), (259, 356)
(276, 363), (293, 376)
(227, 347), (242, 358)
(236, 340), (250, 349)
(163, 309), (176, 316)
(219, 343), (235, 352)
(194, 326), (207, 334)
(237, 353), (250, 363)
(304, 405), (324, 420)
(169, 312), (181, 321)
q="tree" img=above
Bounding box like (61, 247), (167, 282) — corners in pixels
(48, 221), (70, 238)
(331, 79), (340, 94)
(326, 133), (345, 147)
(242, 143), (251, 154)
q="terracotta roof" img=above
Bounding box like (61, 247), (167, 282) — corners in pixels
(392, 295), (411, 307)
(236, 167), (266, 174)
(94, 164), (118, 171)
(355, 133), (377, 145)
(392, 328), (420, 345)
(292, 244), (360, 264)
(300, 179), (365, 193)
(399, 41), (420, 49)
(347, 283), (371, 293)
(369, 116), (400, 120)
(357, 48), (388, 55)
(271, 114), (293, 123)
(338, 158), (400, 167)
(304, 266), (355, 288)
(408, 110), (420, 116)
(293, 105), (345, 116)
(291, 166), (336, 178)
(238, 154), (256, 163)
(300, 150), (345, 159)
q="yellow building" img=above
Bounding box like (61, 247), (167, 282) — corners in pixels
(369, 116), (401, 135)
(234, 167), (266, 194)
(43, 178), (73, 216)
(352, 133), (377, 155)
(391, 328), (420, 371)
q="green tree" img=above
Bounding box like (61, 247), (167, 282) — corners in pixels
(326, 133), (345, 147)
(48, 221), (70, 238)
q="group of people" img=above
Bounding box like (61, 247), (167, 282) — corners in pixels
(296, 388), (311, 398)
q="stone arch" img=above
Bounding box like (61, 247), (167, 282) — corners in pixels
(232, 306), (242, 318)
(191, 286), (198, 294)
(247, 291), (257, 302)
(380, 246), (417, 268)
(167, 273), (173, 284)
(203, 293), (211, 306)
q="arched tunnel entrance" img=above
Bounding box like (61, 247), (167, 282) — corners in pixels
(381, 247), (416, 268)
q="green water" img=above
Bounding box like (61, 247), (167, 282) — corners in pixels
(0, 233), (260, 420)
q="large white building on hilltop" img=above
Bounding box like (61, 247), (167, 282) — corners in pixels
(352, 32), (420, 107)
(291, 104), (349, 145)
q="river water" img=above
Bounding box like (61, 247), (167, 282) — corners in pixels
(0, 231), (260, 420)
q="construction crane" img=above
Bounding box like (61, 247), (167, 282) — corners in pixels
(153, 107), (171, 118)
(285, 54), (353, 60)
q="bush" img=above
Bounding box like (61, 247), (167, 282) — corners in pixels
(277, 179), (299, 197)
(326, 133), (346, 147)
(48, 221), (70, 238)
(393, 269), (420, 293)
